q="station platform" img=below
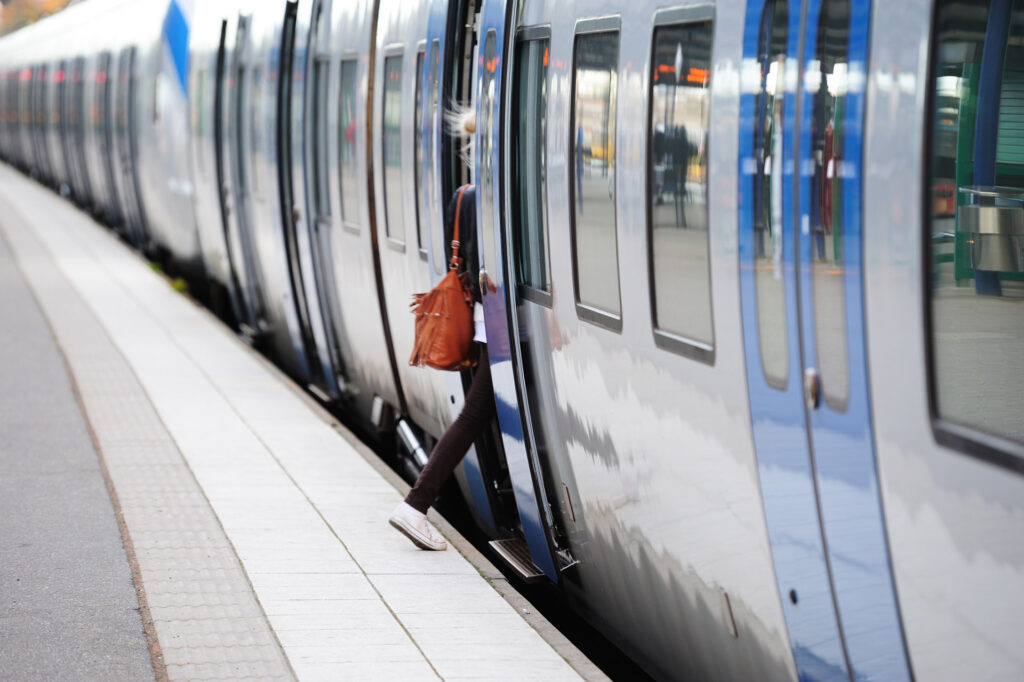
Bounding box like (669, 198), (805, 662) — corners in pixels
(0, 162), (603, 681)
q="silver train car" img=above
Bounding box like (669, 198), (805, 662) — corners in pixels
(2, 0), (1023, 679)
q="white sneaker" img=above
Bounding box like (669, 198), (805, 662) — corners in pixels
(389, 502), (447, 551)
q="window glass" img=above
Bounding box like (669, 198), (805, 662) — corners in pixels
(338, 59), (358, 227)
(415, 49), (427, 253)
(382, 53), (404, 243)
(194, 68), (206, 173)
(480, 31), (498, 284)
(249, 67), (263, 197)
(313, 57), (331, 218)
(572, 31), (620, 317)
(753, 0), (790, 389)
(513, 36), (551, 295)
(929, 0), (1024, 445)
(808, 0), (851, 412)
(234, 64), (250, 195)
(649, 21), (714, 349)
(428, 40), (443, 273)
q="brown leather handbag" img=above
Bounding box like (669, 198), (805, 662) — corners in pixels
(409, 185), (477, 371)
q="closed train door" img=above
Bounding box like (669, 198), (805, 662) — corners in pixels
(299, 0), (350, 398)
(99, 52), (127, 231)
(114, 47), (147, 248)
(281, 0), (343, 400)
(221, 13), (268, 339)
(738, 0), (911, 679)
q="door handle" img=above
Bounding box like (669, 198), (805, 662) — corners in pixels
(292, 205), (301, 224)
(803, 367), (821, 411)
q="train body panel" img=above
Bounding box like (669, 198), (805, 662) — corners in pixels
(493, 1), (794, 678)
(3, 1), (1024, 680)
(866, 0), (1024, 678)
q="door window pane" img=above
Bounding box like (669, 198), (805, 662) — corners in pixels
(753, 0), (790, 389)
(572, 31), (620, 318)
(338, 59), (358, 228)
(250, 67), (264, 197)
(649, 21), (714, 349)
(415, 49), (427, 254)
(479, 31), (499, 283)
(808, 0), (851, 412)
(428, 41), (442, 273)
(382, 53), (404, 243)
(929, 0), (1024, 447)
(313, 57), (330, 218)
(513, 36), (551, 296)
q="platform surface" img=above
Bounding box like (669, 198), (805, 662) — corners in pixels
(0, 163), (599, 681)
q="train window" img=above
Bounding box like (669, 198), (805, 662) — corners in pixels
(313, 57), (331, 218)
(338, 58), (358, 230)
(648, 15), (714, 358)
(415, 48), (427, 256)
(382, 52), (404, 246)
(752, 0), (790, 390)
(807, 0), (852, 413)
(928, 0), (1024, 459)
(512, 31), (551, 301)
(428, 40), (443, 274)
(571, 25), (622, 328)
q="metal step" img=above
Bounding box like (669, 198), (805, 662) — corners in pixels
(489, 538), (546, 583)
(307, 383), (333, 404)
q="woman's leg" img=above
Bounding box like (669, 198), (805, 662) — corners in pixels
(404, 352), (494, 513)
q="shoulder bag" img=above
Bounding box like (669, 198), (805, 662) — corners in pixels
(408, 185), (477, 371)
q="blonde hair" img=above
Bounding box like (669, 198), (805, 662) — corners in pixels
(445, 102), (475, 169)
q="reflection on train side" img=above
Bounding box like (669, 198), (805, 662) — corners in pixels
(929, 0), (1024, 448)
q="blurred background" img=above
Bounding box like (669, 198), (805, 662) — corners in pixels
(0, 0), (72, 36)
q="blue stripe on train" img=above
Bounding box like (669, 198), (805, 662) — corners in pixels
(163, 0), (189, 93)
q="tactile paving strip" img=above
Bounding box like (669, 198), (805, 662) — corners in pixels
(0, 195), (294, 680)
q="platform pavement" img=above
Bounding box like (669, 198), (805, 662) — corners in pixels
(0, 162), (605, 681)
(0, 202), (155, 681)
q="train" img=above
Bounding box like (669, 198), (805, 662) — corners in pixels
(1, 0), (1023, 679)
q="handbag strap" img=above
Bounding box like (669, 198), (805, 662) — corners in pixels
(449, 184), (469, 270)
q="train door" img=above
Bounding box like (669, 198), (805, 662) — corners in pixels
(738, 0), (910, 679)
(278, 0), (338, 399)
(18, 68), (32, 171)
(32, 66), (52, 183)
(59, 59), (79, 201)
(476, 0), (561, 581)
(99, 52), (126, 228)
(70, 59), (92, 205)
(301, 0), (349, 395)
(222, 13), (268, 339)
(114, 47), (146, 247)
(52, 60), (71, 194)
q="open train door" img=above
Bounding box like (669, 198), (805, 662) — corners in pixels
(477, 0), (563, 582)
(738, 0), (911, 679)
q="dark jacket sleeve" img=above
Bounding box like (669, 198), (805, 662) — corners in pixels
(444, 185), (481, 303)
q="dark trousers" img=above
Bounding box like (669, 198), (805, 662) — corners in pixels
(405, 350), (495, 513)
